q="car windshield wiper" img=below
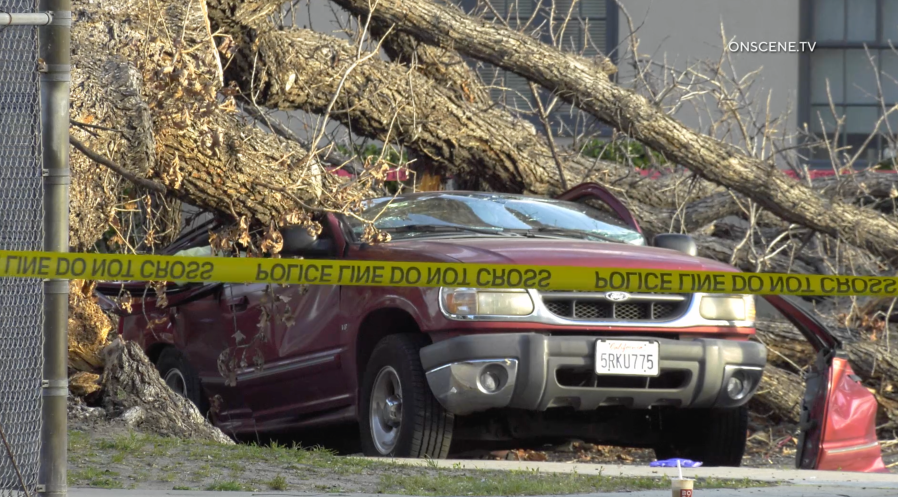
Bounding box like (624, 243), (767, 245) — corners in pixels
(381, 224), (521, 237)
(520, 227), (621, 243)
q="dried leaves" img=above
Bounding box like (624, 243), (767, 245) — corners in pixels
(68, 280), (115, 374)
(360, 223), (391, 244)
(260, 223), (284, 255)
(150, 281), (169, 309)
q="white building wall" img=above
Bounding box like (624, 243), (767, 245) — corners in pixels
(616, 0), (801, 134)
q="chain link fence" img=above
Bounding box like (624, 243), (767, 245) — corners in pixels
(0, 0), (44, 494)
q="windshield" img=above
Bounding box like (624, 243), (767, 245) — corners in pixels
(347, 193), (645, 244)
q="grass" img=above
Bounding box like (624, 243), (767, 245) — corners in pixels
(376, 469), (767, 496)
(68, 429), (773, 495)
(68, 467), (122, 489)
(96, 431), (145, 452)
(267, 474), (288, 490)
(205, 480), (249, 491)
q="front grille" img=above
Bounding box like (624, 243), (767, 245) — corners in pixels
(540, 292), (689, 322)
(555, 367), (691, 389)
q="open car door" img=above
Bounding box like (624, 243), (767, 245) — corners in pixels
(555, 183), (642, 234)
(764, 295), (887, 473)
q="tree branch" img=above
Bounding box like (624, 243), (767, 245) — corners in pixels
(69, 135), (168, 194)
(329, 0), (898, 263)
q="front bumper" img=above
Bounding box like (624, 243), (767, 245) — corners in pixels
(421, 333), (766, 416)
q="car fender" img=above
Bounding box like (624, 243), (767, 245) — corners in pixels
(345, 285), (442, 333)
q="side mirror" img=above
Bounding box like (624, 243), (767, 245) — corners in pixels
(652, 233), (698, 257)
(282, 226), (318, 254)
(281, 226), (334, 257)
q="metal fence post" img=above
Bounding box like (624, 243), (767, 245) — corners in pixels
(37, 0), (70, 495)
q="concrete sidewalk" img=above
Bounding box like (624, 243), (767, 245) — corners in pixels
(66, 488), (898, 497)
(400, 457), (898, 486)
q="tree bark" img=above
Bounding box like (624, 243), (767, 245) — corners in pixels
(100, 339), (234, 443)
(754, 364), (804, 422)
(754, 319), (816, 373)
(70, 52), (157, 250)
(376, 26), (493, 109)
(328, 0), (898, 262)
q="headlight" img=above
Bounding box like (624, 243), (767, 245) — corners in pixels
(441, 288), (534, 316)
(699, 295), (755, 322)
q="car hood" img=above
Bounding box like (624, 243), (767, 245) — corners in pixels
(359, 237), (739, 273)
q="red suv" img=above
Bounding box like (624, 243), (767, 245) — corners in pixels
(97, 184), (886, 470)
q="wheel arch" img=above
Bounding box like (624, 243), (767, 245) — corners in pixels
(146, 342), (173, 365)
(356, 307), (427, 385)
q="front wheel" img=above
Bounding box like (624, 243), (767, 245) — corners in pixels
(155, 347), (208, 415)
(653, 406), (748, 467)
(359, 334), (454, 458)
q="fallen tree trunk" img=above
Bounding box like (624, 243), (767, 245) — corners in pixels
(756, 317), (898, 387)
(812, 171), (898, 203)
(754, 319), (815, 370)
(375, 26), (494, 109)
(207, 0), (701, 207)
(208, 1), (561, 196)
(328, 0), (898, 263)
(100, 339), (234, 443)
(754, 364), (804, 422)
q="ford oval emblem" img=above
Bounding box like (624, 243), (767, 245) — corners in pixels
(605, 291), (630, 302)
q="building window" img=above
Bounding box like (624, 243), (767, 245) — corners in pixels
(803, 0), (898, 167)
(458, 0), (617, 136)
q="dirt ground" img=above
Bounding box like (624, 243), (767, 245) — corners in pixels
(448, 411), (898, 471)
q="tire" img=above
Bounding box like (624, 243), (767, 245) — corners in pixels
(155, 347), (208, 415)
(359, 334), (454, 458)
(653, 406), (748, 467)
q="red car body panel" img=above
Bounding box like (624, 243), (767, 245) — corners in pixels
(816, 357), (887, 472)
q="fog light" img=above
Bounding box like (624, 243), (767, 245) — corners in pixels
(480, 371), (499, 393)
(726, 376), (744, 399)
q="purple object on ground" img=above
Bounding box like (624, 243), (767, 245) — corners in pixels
(649, 458), (703, 468)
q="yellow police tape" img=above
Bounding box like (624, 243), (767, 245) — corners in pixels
(0, 249), (896, 297)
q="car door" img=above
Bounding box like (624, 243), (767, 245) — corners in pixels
(163, 235), (257, 433)
(763, 295), (887, 473)
(228, 214), (351, 428)
(555, 182), (643, 234)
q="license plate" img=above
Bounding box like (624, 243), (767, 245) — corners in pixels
(595, 339), (660, 376)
